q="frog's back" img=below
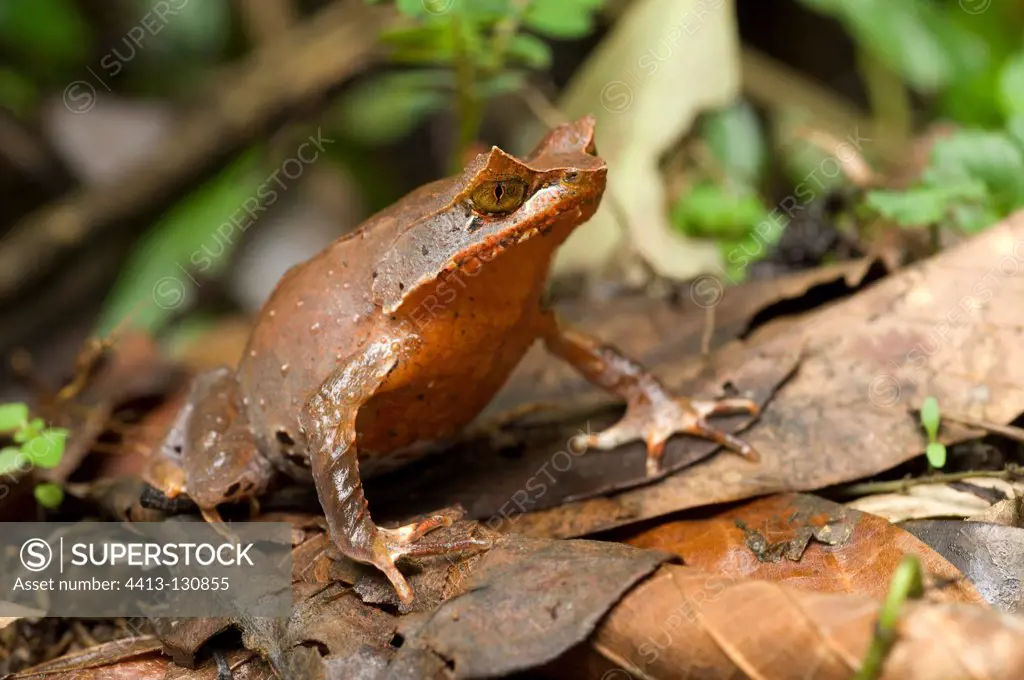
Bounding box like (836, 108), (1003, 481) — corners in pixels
(235, 178), (458, 461)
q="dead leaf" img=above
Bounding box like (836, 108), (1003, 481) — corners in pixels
(900, 519), (1024, 614)
(506, 210), (1024, 538)
(41, 331), (182, 483)
(848, 483), (996, 522)
(625, 493), (981, 604)
(391, 535), (673, 679)
(7, 636), (164, 679)
(553, 564), (1024, 680)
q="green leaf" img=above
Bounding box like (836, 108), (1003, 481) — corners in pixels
(920, 396), (940, 441)
(1007, 115), (1024, 150)
(998, 52), (1024, 118)
(382, 24), (456, 64)
(800, 0), (965, 92)
(460, 0), (514, 21)
(0, 0), (91, 69)
(336, 71), (450, 145)
(672, 183), (768, 239)
(474, 71), (527, 98)
(925, 442), (947, 469)
(0, 403), (28, 432)
(0, 447), (27, 476)
(23, 430), (68, 470)
(507, 33), (552, 70)
(865, 182), (987, 227)
(0, 67), (38, 117)
(97, 150), (263, 336)
(700, 102), (767, 186)
(132, 0), (230, 57)
(523, 1), (596, 39)
(949, 201), (1002, 234)
(34, 482), (64, 509)
(924, 130), (1024, 212)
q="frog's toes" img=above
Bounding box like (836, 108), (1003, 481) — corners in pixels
(371, 509), (492, 605)
(573, 396), (760, 477)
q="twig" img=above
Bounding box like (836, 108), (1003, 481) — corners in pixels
(0, 0), (385, 308)
(700, 304), (715, 358)
(939, 412), (1024, 446)
(741, 47), (907, 166)
(520, 84), (566, 130)
(856, 49), (912, 162)
(792, 126), (880, 188)
(234, 0), (298, 45)
(835, 465), (1024, 497)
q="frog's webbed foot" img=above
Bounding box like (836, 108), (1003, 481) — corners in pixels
(369, 509), (491, 603)
(540, 312), (759, 477)
(575, 394), (759, 476)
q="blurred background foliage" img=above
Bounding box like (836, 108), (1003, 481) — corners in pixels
(0, 0), (1022, 367)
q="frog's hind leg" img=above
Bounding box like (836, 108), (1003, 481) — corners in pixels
(539, 312), (759, 477)
(300, 339), (487, 606)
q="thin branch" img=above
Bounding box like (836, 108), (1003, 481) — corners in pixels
(835, 465), (1024, 497)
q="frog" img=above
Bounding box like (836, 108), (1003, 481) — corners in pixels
(145, 116), (758, 605)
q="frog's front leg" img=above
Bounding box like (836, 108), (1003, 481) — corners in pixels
(298, 338), (471, 606)
(539, 312), (759, 477)
(182, 368), (275, 513)
(143, 367), (275, 527)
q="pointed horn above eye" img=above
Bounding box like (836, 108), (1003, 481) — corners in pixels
(529, 115), (597, 158)
(472, 145), (530, 179)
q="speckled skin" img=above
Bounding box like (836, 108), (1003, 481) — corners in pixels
(237, 119), (606, 473)
(149, 117), (758, 605)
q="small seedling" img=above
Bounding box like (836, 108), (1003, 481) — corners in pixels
(854, 555), (924, 680)
(34, 482), (64, 509)
(919, 396), (946, 468)
(0, 402), (69, 507)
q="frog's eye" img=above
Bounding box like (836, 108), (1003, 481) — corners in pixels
(469, 178), (528, 214)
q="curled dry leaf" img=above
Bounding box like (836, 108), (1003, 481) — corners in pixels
(555, 564), (1024, 680)
(848, 482), (1002, 523)
(900, 519), (1024, 614)
(626, 493), (982, 604)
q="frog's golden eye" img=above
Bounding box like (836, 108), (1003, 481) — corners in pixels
(469, 178), (528, 214)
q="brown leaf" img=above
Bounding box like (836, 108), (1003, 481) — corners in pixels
(8, 636), (164, 679)
(556, 564), (1024, 680)
(393, 535), (673, 679)
(506, 211), (1024, 538)
(42, 331), (183, 482)
(625, 493), (982, 604)
(153, 617), (234, 668)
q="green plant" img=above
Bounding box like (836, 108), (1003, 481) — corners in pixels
(919, 396), (946, 468)
(854, 554), (924, 680)
(0, 402), (70, 508)
(670, 101), (777, 281)
(350, 0), (606, 169)
(799, 0), (1024, 235)
(865, 128), (1024, 233)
